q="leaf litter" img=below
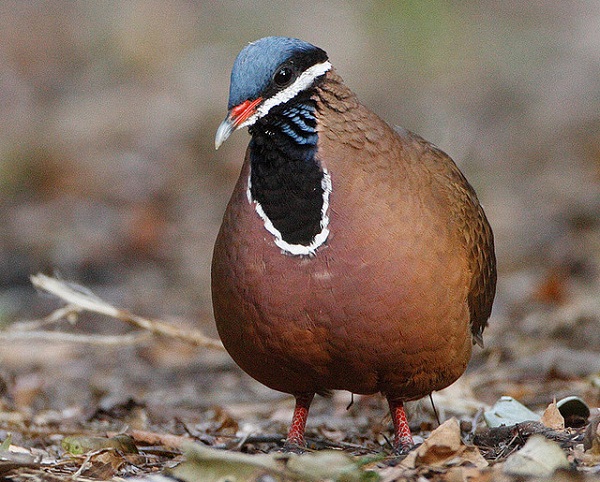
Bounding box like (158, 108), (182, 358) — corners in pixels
(0, 275), (598, 481)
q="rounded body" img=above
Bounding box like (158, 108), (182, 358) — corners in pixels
(211, 82), (494, 400)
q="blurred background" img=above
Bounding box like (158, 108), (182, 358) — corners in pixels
(0, 1), (598, 411)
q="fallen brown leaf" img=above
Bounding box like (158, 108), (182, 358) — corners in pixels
(446, 465), (493, 482)
(540, 399), (565, 430)
(402, 418), (488, 469)
(582, 415), (600, 465)
(84, 450), (125, 479)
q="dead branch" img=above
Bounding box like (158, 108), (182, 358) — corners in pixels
(0, 273), (225, 351)
(0, 330), (150, 346)
(10, 305), (82, 331)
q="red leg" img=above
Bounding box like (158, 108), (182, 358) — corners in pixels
(285, 393), (314, 448)
(387, 398), (414, 453)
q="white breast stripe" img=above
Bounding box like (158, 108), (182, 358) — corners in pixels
(238, 61), (332, 129)
(247, 169), (332, 256)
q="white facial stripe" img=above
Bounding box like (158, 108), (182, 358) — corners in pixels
(238, 61), (332, 129)
(247, 169), (332, 256)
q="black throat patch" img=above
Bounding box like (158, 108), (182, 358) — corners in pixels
(248, 97), (329, 252)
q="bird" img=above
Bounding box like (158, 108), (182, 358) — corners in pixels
(212, 36), (496, 453)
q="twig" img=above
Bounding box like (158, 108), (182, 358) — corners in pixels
(474, 421), (578, 450)
(70, 448), (107, 479)
(0, 331), (150, 346)
(108, 429), (194, 451)
(19, 273), (225, 350)
(10, 305), (82, 331)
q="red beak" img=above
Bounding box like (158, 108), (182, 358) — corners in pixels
(215, 97), (263, 149)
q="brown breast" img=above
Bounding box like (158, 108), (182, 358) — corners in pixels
(211, 69), (496, 401)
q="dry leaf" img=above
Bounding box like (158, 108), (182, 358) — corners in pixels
(170, 443), (377, 482)
(446, 465), (492, 482)
(401, 418), (488, 469)
(586, 416), (600, 453)
(502, 435), (569, 476)
(540, 399), (565, 430)
(581, 415), (600, 465)
(82, 450), (126, 479)
(532, 268), (567, 304)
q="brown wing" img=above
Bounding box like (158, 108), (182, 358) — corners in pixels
(459, 178), (496, 347)
(395, 127), (497, 346)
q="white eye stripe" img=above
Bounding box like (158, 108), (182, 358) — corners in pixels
(238, 61), (332, 129)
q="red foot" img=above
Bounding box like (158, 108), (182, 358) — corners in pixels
(285, 393), (315, 447)
(387, 398), (414, 452)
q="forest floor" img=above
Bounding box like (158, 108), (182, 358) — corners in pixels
(0, 275), (598, 481)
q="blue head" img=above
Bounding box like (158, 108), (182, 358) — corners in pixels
(215, 37), (330, 149)
(228, 37), (325, 108)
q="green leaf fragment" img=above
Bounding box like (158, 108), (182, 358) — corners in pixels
(0, 434), (12, 451)
(62, 434), (138, 455)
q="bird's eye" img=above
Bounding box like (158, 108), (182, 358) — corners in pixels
(273, 66), (294, 87)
